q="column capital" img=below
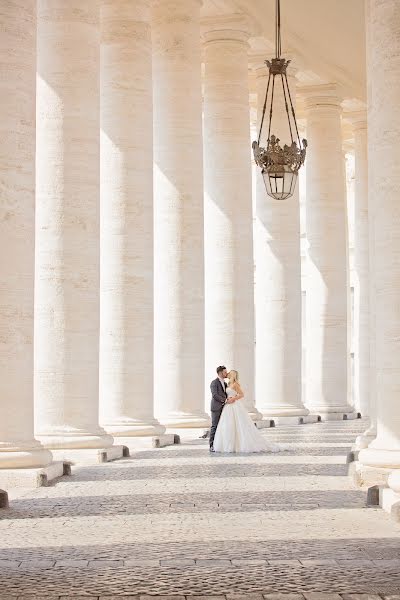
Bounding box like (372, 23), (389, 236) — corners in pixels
(300, 83), (344, 112)
(201, 14), (260, 45)
(345, 110), (367, 132)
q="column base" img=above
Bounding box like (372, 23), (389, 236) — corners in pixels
(119, 434), (179, 452)
(50, 445), (128, 466)
(159, 411), (211, 428)
(0, 489), (9, 508)
(0, 441), (53, 469)
(349, 460), (392, 488)
(36, 427), (114, 450)
(247, 407), (264, 421)
(0, 461), (66, 489)
(272, 414), (321, 426)
(358, 446), (400, 469)
(316, 411), (360, 422)
(255, 419), (275, 429)
(259, 406), (310, 418)
(101, 418), (166, 437)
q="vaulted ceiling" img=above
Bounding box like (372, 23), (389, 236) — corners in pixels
(202, 0), (366, 104)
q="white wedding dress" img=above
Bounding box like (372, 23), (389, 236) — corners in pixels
(213, 387), (281, 453)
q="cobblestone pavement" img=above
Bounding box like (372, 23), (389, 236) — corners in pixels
(1, 419), (400, 599)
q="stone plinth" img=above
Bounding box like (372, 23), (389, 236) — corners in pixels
(50, 445), (128, 466)
(0, 462), (66, 489)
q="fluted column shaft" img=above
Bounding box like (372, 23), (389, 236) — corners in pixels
(35, 1), (113, 449)
(203, 19), (260, 419)
(0, 1), (52, 468)
(255, 65), (307, 417)
(99, 0), (164, 436)
(359, 0), (400, 472)
(304, 86), (352, 418)
(351, 116), (369, 417)
(152, 0), (209, 427)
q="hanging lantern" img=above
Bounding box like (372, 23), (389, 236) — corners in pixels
(252, 0), (307, 200)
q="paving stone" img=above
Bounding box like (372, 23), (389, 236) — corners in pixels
(88, 559), (123, 567)
(125, 559), (161, 567)
(341, 595), (383, 600)
(18, 560), (54, 569)
(0, 559), (20, 568)
(303, 595), (342, 600)
(227, 594), (264, 600)
(55, 559), (89, 568)
(263, 595), (305, 600)
(231, 559), (267, 566)
(196, 559), (232, 567)
(300, 559), (338, 566)
(160, 559), (196, 567)
(267, 560), (302, 566)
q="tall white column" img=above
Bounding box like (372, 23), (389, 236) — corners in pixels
(99, 0), (164, 436)
(355, 1), (376, 450)
(152, 0), (209, 428)
(203, 16), (261, 420)
(349, 114), (369, 417)
(35, 1), (113, 449)
(359, 0), (400, 477)
(254, 63), (307, 418)
(303, 85), (353, 419)
(0, 1), (52, 468)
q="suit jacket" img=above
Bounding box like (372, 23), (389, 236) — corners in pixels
(210, 378), (227, 412)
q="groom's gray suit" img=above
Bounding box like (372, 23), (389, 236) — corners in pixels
(209, 378), (227, 448)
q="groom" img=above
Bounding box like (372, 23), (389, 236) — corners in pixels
(209, 365), (230, 452)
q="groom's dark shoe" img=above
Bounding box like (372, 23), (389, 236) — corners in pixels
(209, 446), (215, 453)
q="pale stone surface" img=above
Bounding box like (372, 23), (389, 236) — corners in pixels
(202, 16), (260, 420)
(35, 1), (113, 451)
(152, 0), (209, 428)
(358, 0), (400, 475)
(254, 64), (307, 419)
(0, 420), (400, 597)
(349, 114), (369, 418)
(0, 0), (53, 469)
(303, 84), (353, 417)
(99, 0), (164, 438)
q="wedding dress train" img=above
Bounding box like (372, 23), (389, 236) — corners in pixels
(213, 387), (281, 453)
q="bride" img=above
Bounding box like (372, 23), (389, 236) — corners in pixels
(213, 370), (280, 454)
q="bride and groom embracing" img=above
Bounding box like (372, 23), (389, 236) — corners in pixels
(209, 366), (280, 454)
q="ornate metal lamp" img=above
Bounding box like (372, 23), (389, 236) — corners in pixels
(252, 0), (307, 200)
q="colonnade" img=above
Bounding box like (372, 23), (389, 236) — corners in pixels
(1, 0), (400, 501)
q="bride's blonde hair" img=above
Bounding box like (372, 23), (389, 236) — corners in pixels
(228, 370), (239, 385)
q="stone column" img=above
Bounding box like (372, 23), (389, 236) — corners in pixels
(349, 113), (369, 418)
(35, 1), (113, 449)
(254, 62), (308, 420)
(0, 1), (52, 468)
(99, 0), (164, 436)
(303, 85), (354, 419)
(152, 0), (209, 428)
(203, 16), (261, 420)
(359, 0), (400, 480)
